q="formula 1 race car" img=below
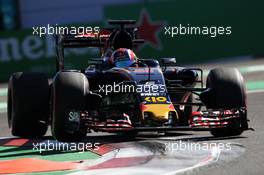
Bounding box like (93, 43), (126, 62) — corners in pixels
(7, 20), (249, 142)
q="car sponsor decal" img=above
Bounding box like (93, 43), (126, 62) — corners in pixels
(144, 96), (167, 103)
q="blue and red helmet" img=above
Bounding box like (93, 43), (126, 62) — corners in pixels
(110, 48), (137, 68)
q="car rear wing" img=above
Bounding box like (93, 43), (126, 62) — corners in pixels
(55, 19), (145, 71)
(58, 34), (106, 48)
(55, 34), (144, 71)
(55, 33), (107, 71)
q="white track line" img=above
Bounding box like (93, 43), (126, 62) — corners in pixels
(247, 89), (264, 94)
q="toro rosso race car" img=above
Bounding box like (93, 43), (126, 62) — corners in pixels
(7, 20), (249, 142)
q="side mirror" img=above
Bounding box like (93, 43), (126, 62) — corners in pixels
(160, 58), (177, 66)
(141, 59), (160, 67)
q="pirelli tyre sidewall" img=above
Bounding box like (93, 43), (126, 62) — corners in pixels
(51, 71), (88, 142)
(203, 68), (246, 137)
(204, 68), (246, 109)
(8, 72), (49, 138)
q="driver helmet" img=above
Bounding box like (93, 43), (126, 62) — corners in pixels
(110, 48), (137, 68)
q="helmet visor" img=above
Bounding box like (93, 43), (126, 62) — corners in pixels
(115, 59), (134, 68)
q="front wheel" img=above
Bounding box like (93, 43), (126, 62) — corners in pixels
(200, 68), (248, 137)
(51, 71), (89, 142)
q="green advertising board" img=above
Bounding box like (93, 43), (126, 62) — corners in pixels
(0, 0), (263, 82)
(104, 0), (264, 61)
(0, 30), (100, 82)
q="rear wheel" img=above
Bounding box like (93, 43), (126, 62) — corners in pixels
(201, 68), (247, 137)
(8, 72), (49, 138)
(51, 71), (89, 142)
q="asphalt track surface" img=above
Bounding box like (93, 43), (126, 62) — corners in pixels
(0, 59), (263, 174)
